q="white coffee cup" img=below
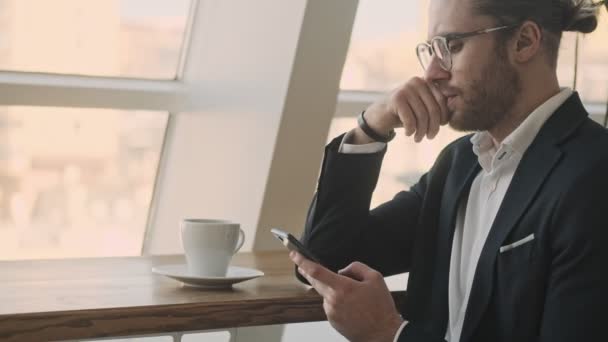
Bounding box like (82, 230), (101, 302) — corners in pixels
(180, 219), (245, 277)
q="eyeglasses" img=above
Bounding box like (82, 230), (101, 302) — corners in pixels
(416, 25), (517, 71)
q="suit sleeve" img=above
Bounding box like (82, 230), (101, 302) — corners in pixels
(298, 134), (428, 280)
(538, 159), (608, 341)
(396, 322), (447, 342)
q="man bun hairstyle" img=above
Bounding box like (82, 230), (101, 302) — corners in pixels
(562, 1), (600, 33)
(473, 0), (603, 67)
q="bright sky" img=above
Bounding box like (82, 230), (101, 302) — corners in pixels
(352, 0), (423, 40)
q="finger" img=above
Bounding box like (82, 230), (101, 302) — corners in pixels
(405, 91), (429, 143)
(337, 266), (363, 282)
(338, 262), (377, 282)
(290, 252), (341, 289)
(429, 83), (449, 125)
(417, 84), (442, 139)
(298, 266), (334, 297)
(392, 98), (417, 137)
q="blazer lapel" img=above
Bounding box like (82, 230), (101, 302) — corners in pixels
(426, 144), (480, 332)
(459, 93), (589, 342)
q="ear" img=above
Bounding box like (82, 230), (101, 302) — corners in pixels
(512, 21), (543, 63)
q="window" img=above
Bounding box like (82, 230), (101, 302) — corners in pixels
(575, 10), (608, 103)
(336, 1), (608, 207)
(340, 0), (429, 91)
(0, 0), (191, 79)
(0, 107), (166, 260)
(0, 0), (193, 260)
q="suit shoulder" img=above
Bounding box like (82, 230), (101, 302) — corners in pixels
(564, 117), (608, 159)
(580, 117), (608, 145)
(553, 118), (608, 196)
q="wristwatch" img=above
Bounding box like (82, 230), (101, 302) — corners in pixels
(357, 110), (396, 143)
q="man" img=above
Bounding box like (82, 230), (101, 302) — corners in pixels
(290, 0), (608, 341)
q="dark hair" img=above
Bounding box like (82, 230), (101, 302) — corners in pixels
(472, 0), (601, 66)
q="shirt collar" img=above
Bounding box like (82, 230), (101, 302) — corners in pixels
(502, 88), (573, 154)
(470, 131), (497, 172)
(470, 88), (573, 172)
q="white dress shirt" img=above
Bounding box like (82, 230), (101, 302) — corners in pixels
(339, 88), (573, 342)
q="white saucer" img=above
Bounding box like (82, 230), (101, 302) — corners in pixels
(152, 264), (264, 288)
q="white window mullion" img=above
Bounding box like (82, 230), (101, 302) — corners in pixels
(335, 90), (382, 117)
(175, 0), (200, 80)
(0, 71), (187, 112)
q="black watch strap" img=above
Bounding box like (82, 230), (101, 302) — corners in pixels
(357, 111), (396, 143)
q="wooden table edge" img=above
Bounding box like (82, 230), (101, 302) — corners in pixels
(0, 291), (406, 341)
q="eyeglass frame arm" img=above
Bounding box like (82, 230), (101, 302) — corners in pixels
(415, 24), (518, 70)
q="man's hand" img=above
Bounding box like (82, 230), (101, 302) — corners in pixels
(290, 251), (404, 342)
(356, 77), (449, 144)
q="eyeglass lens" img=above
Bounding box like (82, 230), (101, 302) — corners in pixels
(432, 38), (451, 70)
(417, 38), (452, 71)
(416, 44), (433, 70)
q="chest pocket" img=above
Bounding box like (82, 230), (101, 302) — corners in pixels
(497, 233), (536, 275)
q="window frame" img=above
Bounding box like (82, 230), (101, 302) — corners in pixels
(0, 0), (200, 258)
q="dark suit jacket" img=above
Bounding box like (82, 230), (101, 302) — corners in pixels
(299, 93), (608, 342)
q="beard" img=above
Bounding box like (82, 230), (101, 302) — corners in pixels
(448, 47), (521, 132)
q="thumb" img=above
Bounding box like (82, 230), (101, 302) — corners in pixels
(338, 261), (376, 281)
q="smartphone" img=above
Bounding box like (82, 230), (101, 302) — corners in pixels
(270, 228), (320, 263)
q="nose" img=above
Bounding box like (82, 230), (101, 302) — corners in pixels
(424, 56), (450, 84)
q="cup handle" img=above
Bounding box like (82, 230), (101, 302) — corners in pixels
(233, 228), (245, 254)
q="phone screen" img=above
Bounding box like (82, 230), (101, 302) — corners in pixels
(270, 228), (320, 263)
